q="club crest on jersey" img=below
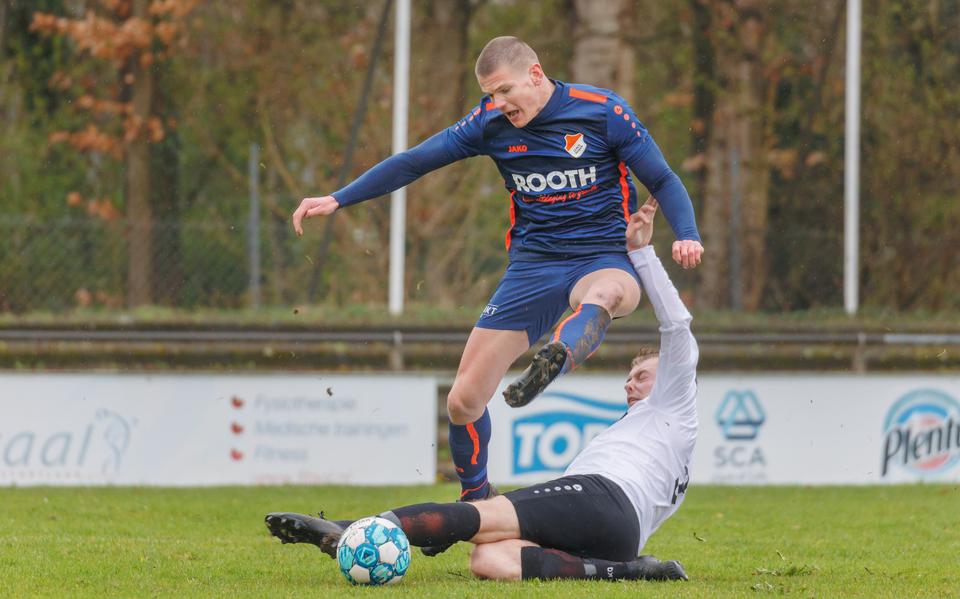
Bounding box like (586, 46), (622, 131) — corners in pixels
(563, 132), (587, 158)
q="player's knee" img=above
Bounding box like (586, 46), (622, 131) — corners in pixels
(470, 543), (519, 581)
(585, 280), (625, 311)
(469, 544), (492, 578)
(446, 390), (483, 425)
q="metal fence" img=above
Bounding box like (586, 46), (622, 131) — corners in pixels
(1, 214), (956, 314)
(0, 216), (251, 312)
(0, 214), (510, 313)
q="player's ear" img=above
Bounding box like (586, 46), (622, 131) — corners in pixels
(530, 63), (544, 85)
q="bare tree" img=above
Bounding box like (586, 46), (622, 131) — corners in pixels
(570, 0), (635, 100)
(692, 0), (771, 310)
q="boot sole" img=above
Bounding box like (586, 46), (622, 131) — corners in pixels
(503, 343), (568, 408)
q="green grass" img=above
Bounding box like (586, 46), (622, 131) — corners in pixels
(1, 484), (958, 597)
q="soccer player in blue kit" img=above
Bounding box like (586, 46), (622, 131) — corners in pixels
(292, 37), (704, 508)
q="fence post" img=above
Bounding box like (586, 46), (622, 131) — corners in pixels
(729, 146), (742, 311)
(248, 143), (262, 309)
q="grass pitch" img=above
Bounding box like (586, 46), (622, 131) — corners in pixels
(1, 484), (957, 598)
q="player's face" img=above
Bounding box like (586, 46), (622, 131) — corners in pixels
(478, 63), (546, 128)
(625, 357), (658, 406)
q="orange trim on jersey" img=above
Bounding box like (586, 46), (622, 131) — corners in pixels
(466, 423), (480, 466)
(569, 87), (608, 104)
(505, 191), (517, 250)
(485, 101), (496, 111)
(618, 161), (630, 221)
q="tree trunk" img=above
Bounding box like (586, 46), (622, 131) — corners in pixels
(694, 0), (770, 311)
(410, 0), (473, 307)
(570, 0), (633, 99)
(125, 0), (154, 306)
(151, 60), (182, 306)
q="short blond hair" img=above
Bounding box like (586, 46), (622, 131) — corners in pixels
(475, 36), (540, 78)
(631, 346), (660, 369)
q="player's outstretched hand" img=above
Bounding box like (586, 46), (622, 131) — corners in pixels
(626, 196), (658, 251)
(672, 239), (703, 269)
(292, 195), (339, 236)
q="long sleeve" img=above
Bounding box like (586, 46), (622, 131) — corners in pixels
(607, 97), (701, 242)
(333, 104), (486, 207)
(629, 246), (699, 419)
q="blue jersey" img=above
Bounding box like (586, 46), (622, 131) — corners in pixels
(333, 80), (700, 260)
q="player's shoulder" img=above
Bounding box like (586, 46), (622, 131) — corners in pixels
(472, 94), (510, 127)
(561, 81), (632, 117)
(450, 96), (506, 138)
(564, 81), (614, 105)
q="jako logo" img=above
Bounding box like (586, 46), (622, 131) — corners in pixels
(511, 166), (596, 193)
(715, 390), (765, 441)
(508, 144), (527, 153)
(512, 392), (622, 474)
(881, 389), (960, 477)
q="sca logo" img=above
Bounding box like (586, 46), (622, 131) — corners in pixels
(512, 392), (622, 475)
(715, 390), (766, 440)
(881, 389), (960, 477)
(713, 390), (766, 472)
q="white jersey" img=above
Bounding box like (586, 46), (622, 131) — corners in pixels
(564, 245), (699, 555)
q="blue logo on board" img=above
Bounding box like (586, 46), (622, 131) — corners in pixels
(511, 392), (622, 475)
(715, 390), (765, 441)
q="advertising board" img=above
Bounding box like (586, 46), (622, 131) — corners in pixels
(487, 374), (960, 485)
(0, 373), (436, 486)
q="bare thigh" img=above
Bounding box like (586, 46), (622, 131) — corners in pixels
(470, 496), (522, 544)
(447, 327), (530, 424)
(568, 268), (641, 318)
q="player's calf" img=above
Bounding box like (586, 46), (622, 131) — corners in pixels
(420, 487), (499, 557)
(520, 547), (689, 582)
(504, 303), (612, 408)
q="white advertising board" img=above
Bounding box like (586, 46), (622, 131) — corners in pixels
(0, 373), (436, 486)
(488, 374), (960, 486)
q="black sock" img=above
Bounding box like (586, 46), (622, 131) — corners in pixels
(378, 502), (480, 547)
(332, 519), (354, 529)
(520, 547), (643, 581)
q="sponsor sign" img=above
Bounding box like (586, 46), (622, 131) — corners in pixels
(880, 389), (960, 477)
(488, 377), (625, 486)
(0, 373), (436, 486)
(489, 374), (960, 485)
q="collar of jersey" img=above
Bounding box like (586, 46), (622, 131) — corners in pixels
(523, 79), (565, 128)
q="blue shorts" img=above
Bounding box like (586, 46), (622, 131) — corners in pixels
(476, 253), (641, 346)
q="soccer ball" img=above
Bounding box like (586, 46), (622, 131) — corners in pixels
(336, 516), (411, 585)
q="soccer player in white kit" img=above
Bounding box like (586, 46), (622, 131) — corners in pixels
(266, 197), (698, 582)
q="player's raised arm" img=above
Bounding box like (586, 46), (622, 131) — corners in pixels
(626, 197), (699, 418)
(608, 99), (704, 269)
(292, 104), (488, 236)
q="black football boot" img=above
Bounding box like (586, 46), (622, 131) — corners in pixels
(264, 512), (345, 559)
(502, 342), (569, 408)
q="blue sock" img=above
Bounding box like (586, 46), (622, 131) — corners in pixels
(448, 408), (491, 501)
(554, 303), (612, 374)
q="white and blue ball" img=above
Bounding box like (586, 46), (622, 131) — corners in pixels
(336, 516), (411, 585)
